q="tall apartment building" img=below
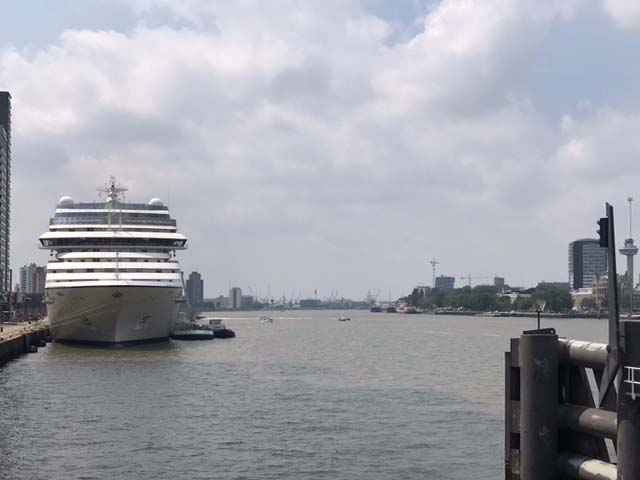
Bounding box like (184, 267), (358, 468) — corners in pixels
(0, 92), (10, 301)
(230, 287), (242, 309)
(20, 263), (45, 294)
(186, 271), (204, 306)
(435, 275), (455, 290)
(569, 239), (607, 290)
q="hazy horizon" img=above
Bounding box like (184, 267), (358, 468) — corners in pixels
(3, 0), (640, 299)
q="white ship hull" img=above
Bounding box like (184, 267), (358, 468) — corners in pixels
(46, 286), (182, 344)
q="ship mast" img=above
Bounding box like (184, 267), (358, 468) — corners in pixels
(97, 176), (128, 280)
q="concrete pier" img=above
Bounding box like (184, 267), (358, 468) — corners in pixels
(0, 322), (50, 366)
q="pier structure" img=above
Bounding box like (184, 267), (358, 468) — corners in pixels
(505, 203), (640, 479)
(0, 321), (50, 366)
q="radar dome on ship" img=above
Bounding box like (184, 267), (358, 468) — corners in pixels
(148, 198), (164, 206)
(57, 196), (74, 206)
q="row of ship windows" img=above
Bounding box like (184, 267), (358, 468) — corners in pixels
(42, 239), (186, 247)
(61, 202), (168, 211)
(56, 249), (170, 254)
(58, 258), (169, 263)
(52, 228), (176, 233)
(54, 212), (170, 219)
(47, 279), (181, 283)
(50, 217), (176, 226)
(48, 269), (180, 273)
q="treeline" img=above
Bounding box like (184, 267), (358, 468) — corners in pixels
(405, 284), (573, 313)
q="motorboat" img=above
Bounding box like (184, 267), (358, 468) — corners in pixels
(170, 323), (214, 340)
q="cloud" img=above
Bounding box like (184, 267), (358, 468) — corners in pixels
(602, 0), (640, 30)
(1, 0), (639, 297)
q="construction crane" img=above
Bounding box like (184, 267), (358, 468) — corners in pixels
(429, 257), (439, 288)
(459, 274), (491, 288)
(365, 290), (380, 305)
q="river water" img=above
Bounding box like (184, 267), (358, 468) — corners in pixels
(0, 311), (607, 480)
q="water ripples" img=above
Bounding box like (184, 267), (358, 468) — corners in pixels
(0, 312), (607, 479)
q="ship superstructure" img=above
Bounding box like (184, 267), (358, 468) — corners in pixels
(39, 177), (187, 344)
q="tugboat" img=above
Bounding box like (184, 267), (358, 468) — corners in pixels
(170, 314), (236, 340)
(171, 314), (214, 340)
(369, 305), (382, 313)
(207, 318), (236, 338)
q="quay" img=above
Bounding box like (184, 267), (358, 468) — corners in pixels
(505, 204), (640, 479)
(0, 321), (51, 366)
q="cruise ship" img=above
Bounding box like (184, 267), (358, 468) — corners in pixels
(39, 177), (187, 344)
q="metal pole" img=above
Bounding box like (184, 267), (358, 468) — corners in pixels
(520, 331), (559, 479)
(617, 320), (640, 478)
(630, 197), (633, 240)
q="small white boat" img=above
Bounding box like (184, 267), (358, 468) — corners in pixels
(260, 316), (274, 324)
(338, 316), (351, 322)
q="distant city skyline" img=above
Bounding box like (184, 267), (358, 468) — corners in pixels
(3, 1), (640, 299)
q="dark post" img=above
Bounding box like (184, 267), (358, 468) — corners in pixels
(536, 309), (541, 330)
(520, 331), (559, 479)
(617, 320), (640, 478)
(598, 203), (622, 408)
(605, 204), (620, 354)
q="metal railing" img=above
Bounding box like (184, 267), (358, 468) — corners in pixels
(624, 366), (640, 401)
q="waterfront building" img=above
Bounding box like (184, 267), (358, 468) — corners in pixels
(0, 92), (10, 303)
(241, 295), (254, 307)
(299, 298), (322, 309)
(493, 276), (505, 291)
(19, 263), (46, 294)
(505, 291), (532, 303)
(537, 281), (570, 291)
(435, 275), (455, 290)
(414, 285), (431, 295)
(206, 295), (229, 309)
(230, 287), (242, 309)
(568, 239), (607, 290)
(186, 271), (204, 306)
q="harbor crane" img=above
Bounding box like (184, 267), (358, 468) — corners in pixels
(429, 257), (439, 288)
(366, 290), (380, 305)
(459, 274), (491, 288)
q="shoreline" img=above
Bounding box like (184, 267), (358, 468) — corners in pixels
(0, 322), (51, 366)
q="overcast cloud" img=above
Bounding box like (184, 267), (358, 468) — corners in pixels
(1, 0), (639, 300)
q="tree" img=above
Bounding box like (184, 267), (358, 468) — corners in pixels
(496, 296), (512, 312)
(513, 296), (533, 311)
(533, 285), (573, 312)
(580, 297), (597, 311)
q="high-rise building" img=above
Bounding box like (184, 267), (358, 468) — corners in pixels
(19, 263), (45, 294)
(569, 239), (607, 290)
(186, 271), (204, 306)
(0, 92), (10, 301)
(493, 276), (505, 291)
(230, 287), (242, 309)
(435, 275), (455, 290)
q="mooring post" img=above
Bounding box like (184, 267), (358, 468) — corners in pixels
(520, 331), (558, 479)
(617, 320), (640, 478)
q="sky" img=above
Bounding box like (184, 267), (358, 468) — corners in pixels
(2, 0), (640, 301)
